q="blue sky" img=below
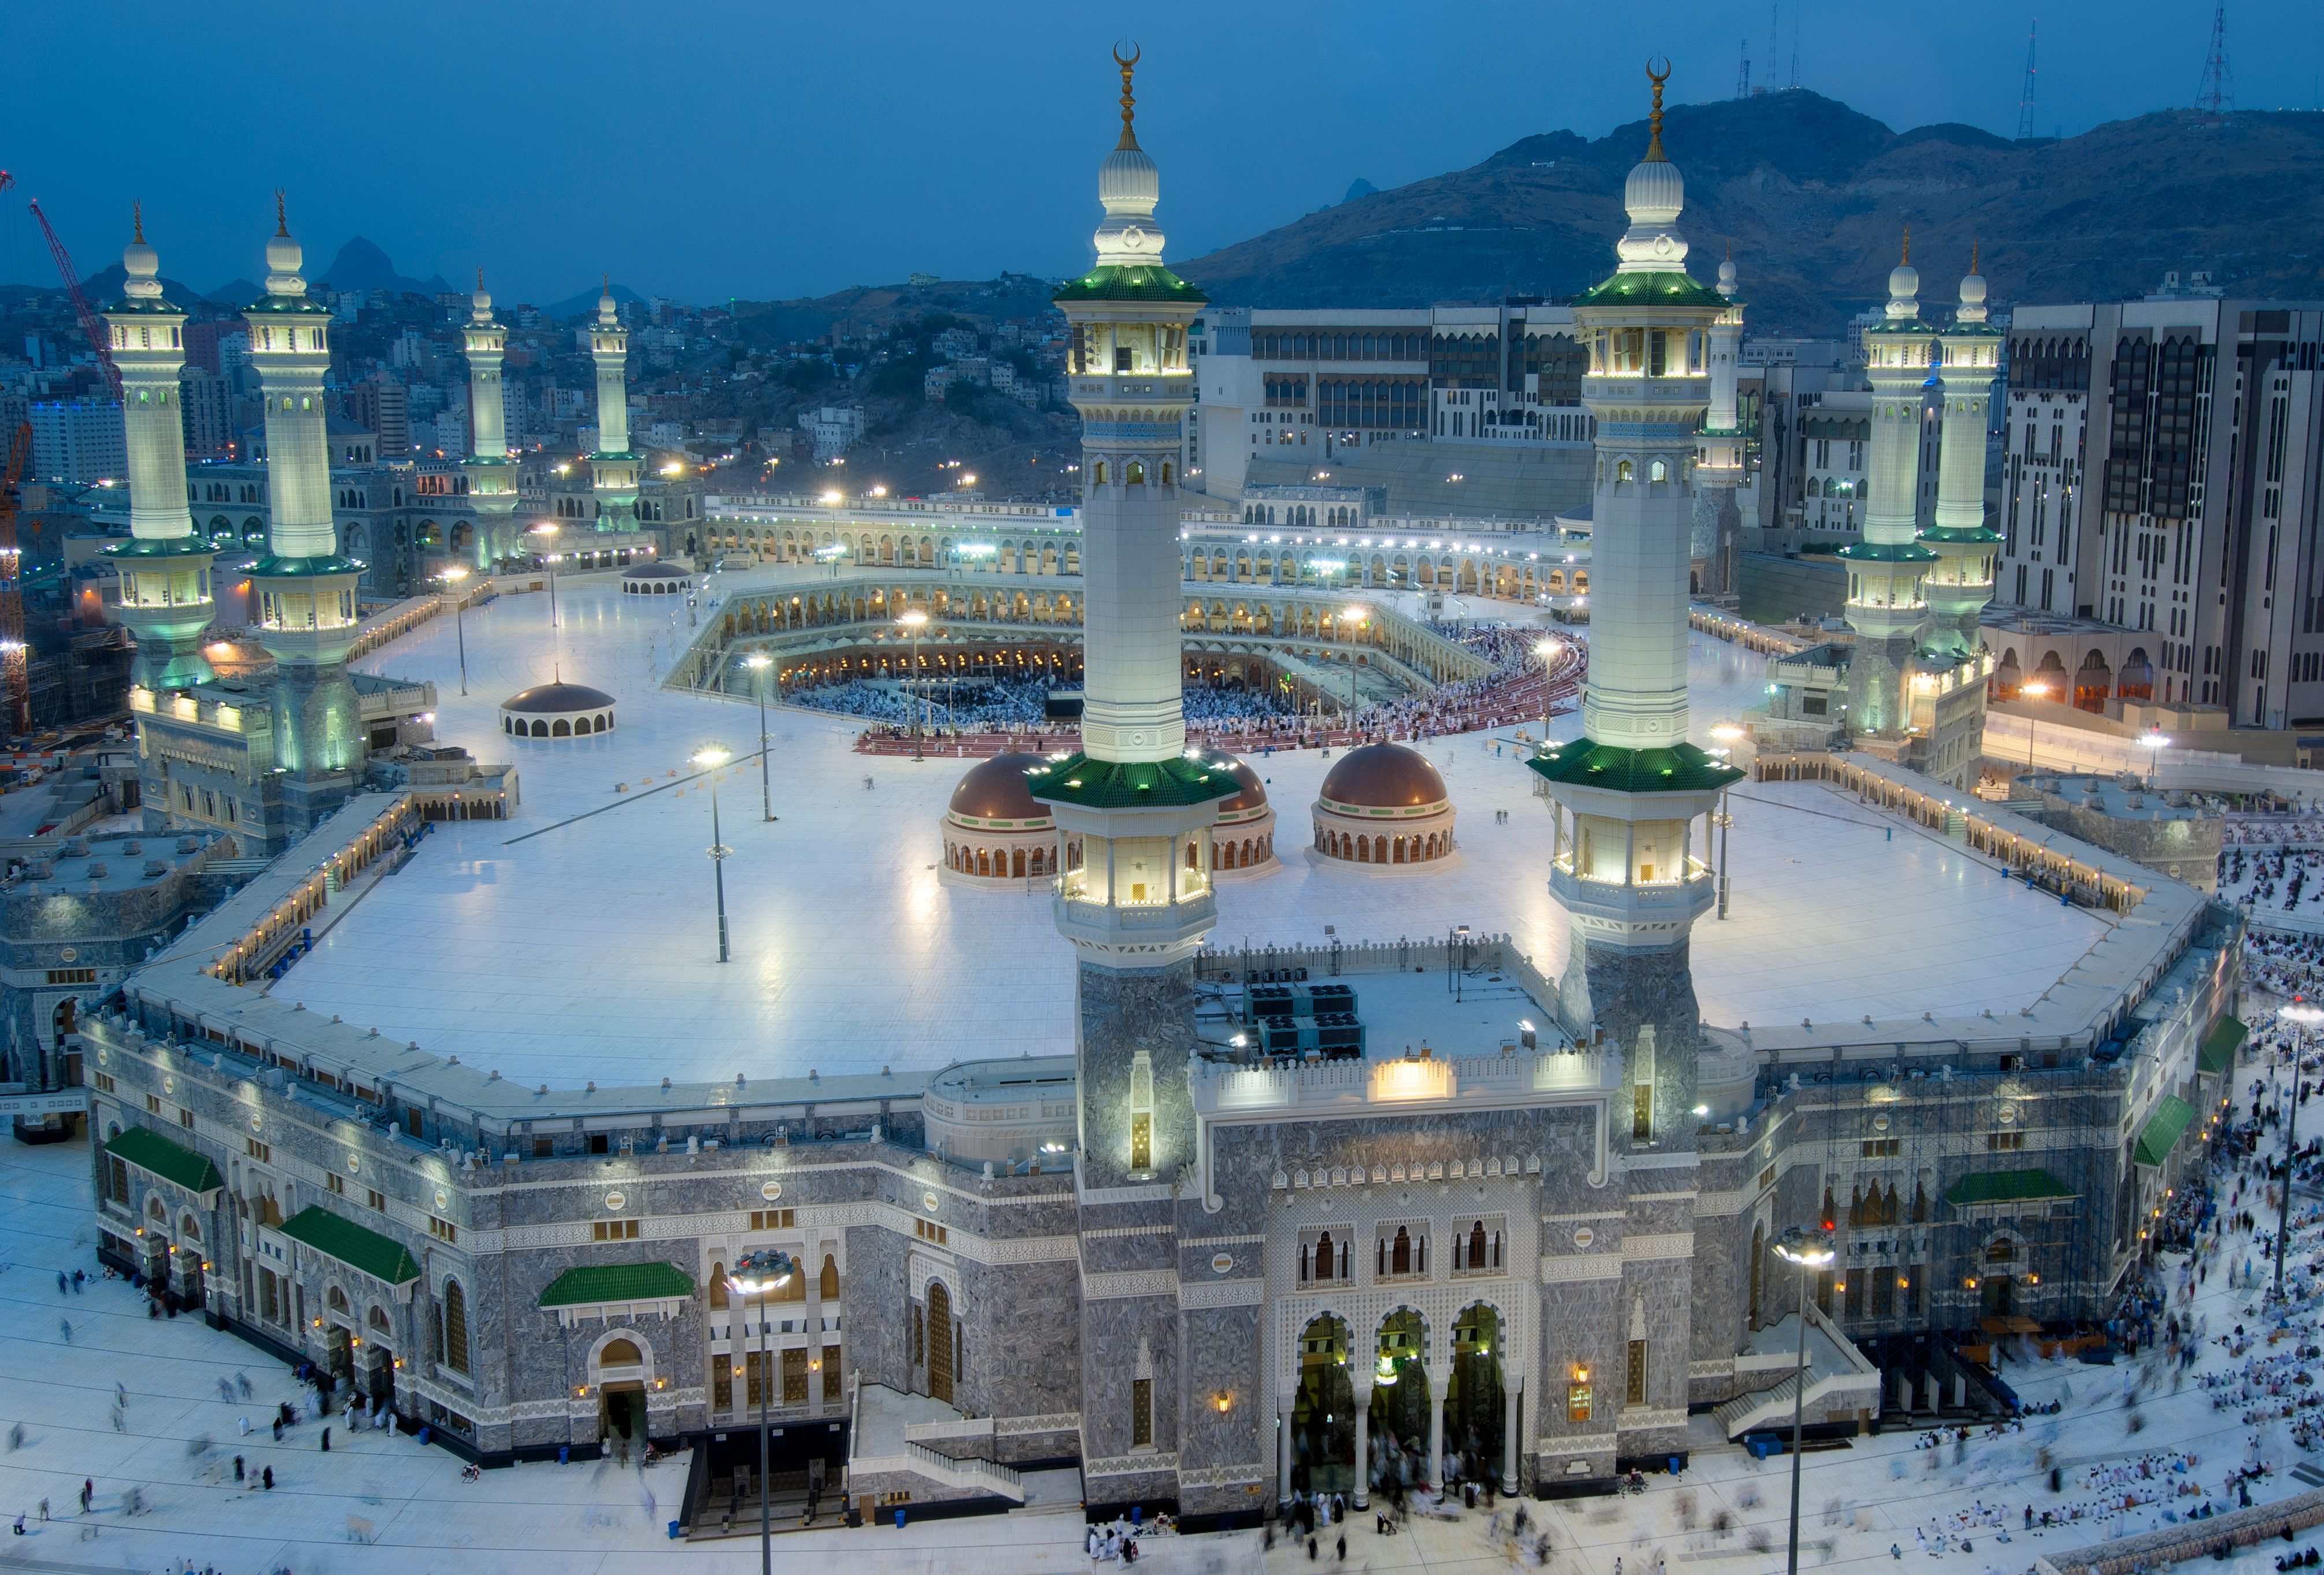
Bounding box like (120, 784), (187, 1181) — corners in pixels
(6, 0), (2316, 307)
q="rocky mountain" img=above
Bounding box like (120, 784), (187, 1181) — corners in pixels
(318, 236), (452, 298)
(1176, 92), (2324, 335)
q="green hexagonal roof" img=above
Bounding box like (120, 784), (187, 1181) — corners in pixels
(1053, 265), (1208, 306)
(1526, 737), (1743, 795)
(1571, 270), (1728, 310)
(1024, 751), (1241, 809)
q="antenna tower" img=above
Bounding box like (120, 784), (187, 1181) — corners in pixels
(1737, 39), (1751, 99)
(2015, 20), (2040, 141)
(1789, 8), (1800, 87)
(1767, 3), (1779, 95)
(2196, 3), (2234, 118)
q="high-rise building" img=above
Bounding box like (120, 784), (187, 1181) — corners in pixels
(99, 212), (216, 691)
(179, 371), (235, 461)
(29, 399), (126, 485)
(1992, 298), (2324, 728)
(345, 376), (410, 460)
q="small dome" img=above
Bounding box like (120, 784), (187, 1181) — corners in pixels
(1886, 263), (1920, 315)
(1959, 270), (1986, 307)
(1623, 158), (1685, 225)
(124, 239), (159, 281)
(948, 753), (1053, 822)
(471, 285), (493, 318)
(1320, 742), (1447, 809)
(622, 561), (685, 579)
(1213, 755), (1267, 814)
(265, 232), (302, 281)
(501, 681), (616, 713)
(1100, 144), (1159, 213)
(1717, 254), (1737, 296)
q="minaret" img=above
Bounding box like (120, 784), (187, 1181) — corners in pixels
(586, 283), (638, 533)
(1026, 47), (1237, 1510)
(461, 271), (519, 567)
(1532, 62), (1740, 1076)
(244, 195), (364, 824)
(1528, 64), (1737, 1476)
(102, 209), (216, 691)
(1921, 249), (2004, 657)
(1837, 232), (1940, 737)
(1690, 246), (1746, 597)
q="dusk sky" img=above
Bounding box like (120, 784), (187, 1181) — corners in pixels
(8, 0), (2318, 309)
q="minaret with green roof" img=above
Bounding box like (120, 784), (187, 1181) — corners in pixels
(1839, 233), (1941, 735)
(1027, 48), (1237, 1509)
(586, 283), (639, 532)
(102, 209), (217, 692)
(1530, 64), (1741, 1111)
(461, 271), (519, 566)
(1922, 249), (2004, 657)
(243, 196), (364, 825)
(1690, 248), (1747, 596)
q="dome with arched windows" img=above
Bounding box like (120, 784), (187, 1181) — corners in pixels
(1312, 742), (1456, 868)
(1205, 754), (1279, 877)
(621, 561), (690, 596)
(500, 682), (616, 740)
(940, 753), (1064, 888)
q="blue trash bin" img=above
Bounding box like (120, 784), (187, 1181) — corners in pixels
(668, 1520), (680, 1540)
(558, 1444), (569, 1465)
(894, 1507), (907, 1529)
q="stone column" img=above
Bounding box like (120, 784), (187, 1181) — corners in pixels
(803, 1239), (823, 1414)
(1427, 1383), (1446, 1492)
(1503, 1377), (1523, 1492)
(1278, 1389), (1296, 1499)
(1350, 1380), (1372, 1509)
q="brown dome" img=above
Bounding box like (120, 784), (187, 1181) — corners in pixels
(1213, 755), (1267, 814)
(947, 753), (1053, 822)
(1320, 742), (1446, 809)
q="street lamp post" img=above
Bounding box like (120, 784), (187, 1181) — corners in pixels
(2274, 997), (2321, 1301)
(897, 608), (928, 760)
(1709, 724), (1745, 920)
(1772, 1227), (1837, 1575)
(727, 1250), (798, 1575)
(2138, 729), (2173, 792)
(441, 565), (471, 696)
(2018, 681), (2049, 779)
(694, 746), (732, 962)
(1342, 606), (1368, 732)
(530, 522), (561, 629)
(1533, 638), (1563, 734)
(743, 653), (775, 821)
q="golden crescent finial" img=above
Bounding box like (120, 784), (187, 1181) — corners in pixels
(1113, 42), (1142, 151)
(133, 202), (144, 246)
(274, 189), (288, 236)
(1971, 237), (1980, 275)
(1644, 58), (1672, 161)
(476, 266), (485, 291)
(1901, 224), (1911, 266)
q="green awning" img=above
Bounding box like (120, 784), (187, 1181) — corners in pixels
(277, 1206), (421, 1285)
(104, 1126), (223, 1194)
(540, 1262), (695, 1309)
(1527, 737), (1746, 796)
(1944, 1168), (2075, 1207)
(2133, 1094), (2197, 1168)
(2197, 1016), (2249, 1077)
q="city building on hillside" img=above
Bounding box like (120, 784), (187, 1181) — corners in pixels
(31, 399), (127, 485)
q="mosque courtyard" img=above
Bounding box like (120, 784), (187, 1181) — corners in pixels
(265, 563), (2114, 1091)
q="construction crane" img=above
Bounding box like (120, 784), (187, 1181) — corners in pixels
(0, 421), (30, 735)
(16, 185), (122, 402)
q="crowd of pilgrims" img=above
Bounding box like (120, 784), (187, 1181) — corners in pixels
(828, 621), (1583, 754)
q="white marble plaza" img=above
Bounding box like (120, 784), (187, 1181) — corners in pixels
(264, 570), (2110, 1089)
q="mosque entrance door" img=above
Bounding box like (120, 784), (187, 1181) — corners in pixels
(1979, 1274), (2015, 1317)
(1292, 1315), (1355, 1495)
(926, 1281), (955, 1404)
(601, 1384), (646, 1456)
(1446, 1305), (1506, 1487)
(1369, 1311), (1430, 1496)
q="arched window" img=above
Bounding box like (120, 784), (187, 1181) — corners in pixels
(601, 1337), (642, 1366)
(820, 1254), (839, 1299)
(368, 1305), (391, 1335)
(709, 1262), (728, 1309)
(1468, 1220), (1487, 1268)
(442, 1280), (471, 1374)
(328, 1285), (350, 1314)
(1126, 460), (1146, 485)
(1093, 461), (1108, 486)
(1649, 458), (1668, 483)
(1390, 1226), (1412, 1276)
(1616, 459), (1634, 483)
(1160, 461), (1173, 486)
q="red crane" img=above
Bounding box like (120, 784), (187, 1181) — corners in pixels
(11, 179), (123, 402)
(0, 421), (31, 735)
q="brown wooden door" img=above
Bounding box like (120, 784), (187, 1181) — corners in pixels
(927, 1281), (954, 1404)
